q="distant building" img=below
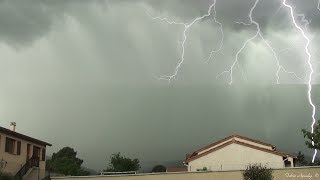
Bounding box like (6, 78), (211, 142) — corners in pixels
(0, 122), (51, 180)
(184, 134), (296, 172)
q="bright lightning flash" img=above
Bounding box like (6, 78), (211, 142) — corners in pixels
(147, 0), (221, 82)
(148, 0), (318, 162)
(217, 0), (301, 85)
(282, 0), (317, 162)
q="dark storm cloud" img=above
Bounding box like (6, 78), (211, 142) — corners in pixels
(0, 0), (319, 171)
(0, 0), (318, 46)
(0, 0), (105, 46)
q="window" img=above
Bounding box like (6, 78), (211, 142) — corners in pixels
(33, 146), (40, 158)
(5, 137), (16, 154)
(17, 141), (21, 155)
(42, 148), (46, 161)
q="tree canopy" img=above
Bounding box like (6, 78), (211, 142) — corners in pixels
(302, 120), (320, 150)
(105, 152), (140, 172)
(296, 151), (308, 166)
(152, 165), (166, 172)
(46, 147), (89, 176)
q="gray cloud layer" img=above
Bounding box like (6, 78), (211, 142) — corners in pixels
(0, 0), (319, 170)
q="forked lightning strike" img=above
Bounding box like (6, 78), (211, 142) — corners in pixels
(206, 0), (224, 64)
(217, 0), (301, 84)
(282, 0), (317, 162)
(147, 0), (219, 82)
(148, 0), (318, 162)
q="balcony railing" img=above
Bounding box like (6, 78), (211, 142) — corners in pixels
(14, 156), (39, 180)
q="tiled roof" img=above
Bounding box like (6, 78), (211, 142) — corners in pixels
(0, 126), (51, 146)
(184, 134), (296, 163)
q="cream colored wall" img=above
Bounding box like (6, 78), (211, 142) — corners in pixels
(0, 132), (46, 177)
(51, 167), (320, 180)
(198, 137), (272, 155)
(189, 143), (284, 171)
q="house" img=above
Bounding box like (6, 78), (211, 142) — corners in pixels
(184, 134), (296, 172)
(0, 122), (52, 180)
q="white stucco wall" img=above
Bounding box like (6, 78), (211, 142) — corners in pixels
(189, 143), (285, 172)
(198, 137), (272, 155)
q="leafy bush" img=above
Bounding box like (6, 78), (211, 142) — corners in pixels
(152, 165), (166, 172)
(242, 164), (273, 180)
(105, 152), (140, 172)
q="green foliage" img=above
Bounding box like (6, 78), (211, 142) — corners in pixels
(152, 165), (166, 172)
(296, 151), (308, 166)
(302, 120), (320, 150)
(295, 151), (320, 166)
(105, 152), (140, 172)
(196, 167), (208, 171)
(46, 147), (89, 176)
(242, 164), (273, 180)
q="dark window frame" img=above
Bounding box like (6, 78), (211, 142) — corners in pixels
(42, 148), (46, 161)
(5, 137), (16, 154)
(17, 141), (21, 155)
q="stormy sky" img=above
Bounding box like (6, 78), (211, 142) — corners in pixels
(0, 0), (320, 171)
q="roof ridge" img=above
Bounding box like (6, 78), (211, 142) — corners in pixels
(185, 139), (295, 163)
(0, 126), (51, 146)
(194, 134), (274, 154)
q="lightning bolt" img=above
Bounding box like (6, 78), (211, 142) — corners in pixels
(282, 0), (317, 162)
(206, 1), (224, 64)
(217, 0), (301, 85)
(148, 0), (316, 161)
(147, 0), (219, 82)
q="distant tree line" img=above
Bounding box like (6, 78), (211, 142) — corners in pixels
(44, 120), (320, 178)
(46, 148), (141, 177)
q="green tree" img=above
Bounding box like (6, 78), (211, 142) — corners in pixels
(105, 152), (140, 172)
(46, 147), (89, 176)
(302, 120), (320, 150)
(296, 151), (308, 166)
(152, 165), (166, 172)
(242, 164), (273, 180)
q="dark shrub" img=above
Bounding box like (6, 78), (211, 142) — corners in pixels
(242, 164), (273, 180)
(152, 165), (166, 172)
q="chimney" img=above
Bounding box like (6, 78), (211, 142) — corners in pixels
(10, 122), (16, 132)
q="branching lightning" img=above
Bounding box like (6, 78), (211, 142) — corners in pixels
(217, 0), (301, 84)
(148, 0), (318, 162)
(147, 1), (220, 82)
(206, 1), (224, 64)
(282, 0), (317, 162)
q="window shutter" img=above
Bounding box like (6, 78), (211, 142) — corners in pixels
(5, 137), (9, 152)
(42, 148), (46, 161)
(17, 141), (21, 155)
